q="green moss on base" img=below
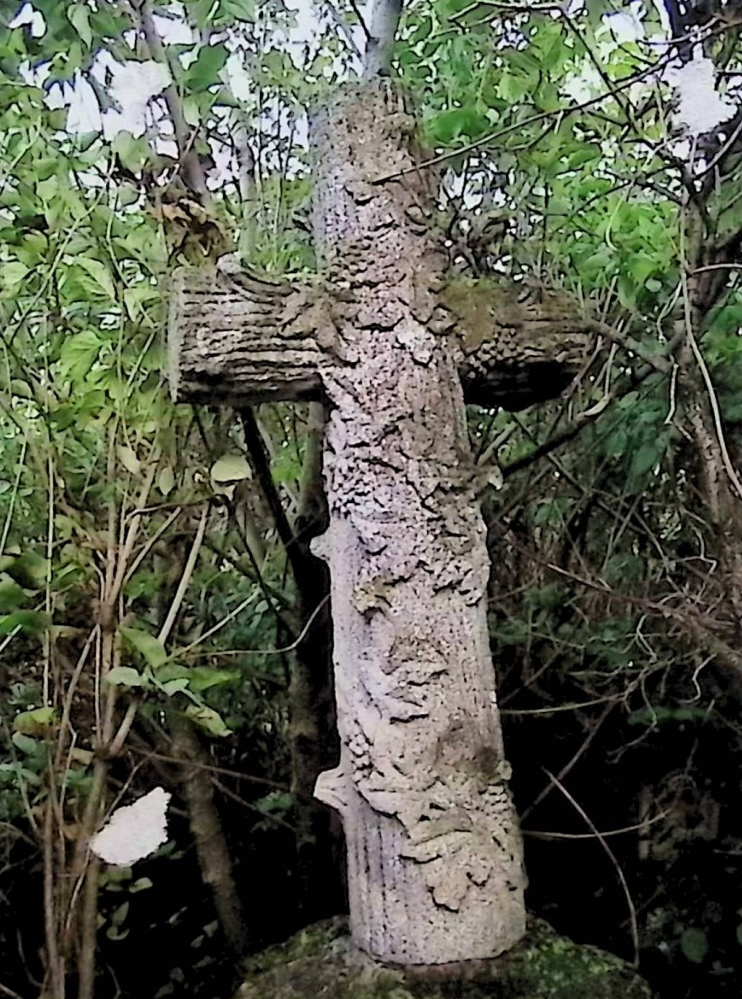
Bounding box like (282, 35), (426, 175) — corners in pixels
(234, 916), (654, 999)
(500, 920), (650, 999)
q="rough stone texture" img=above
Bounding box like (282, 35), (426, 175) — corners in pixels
(168, 270), (588, 411)
(307, 81), (526, 965)
(233, 917), (655, 999)
(168, 270), (330, 405)
(441, 280), (589, 410)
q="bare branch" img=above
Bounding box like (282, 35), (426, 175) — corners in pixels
(348, 0), (372, 42)
(363, 0), (403, 78)
(543, 770), (639, 966)
(323, 0), (364, 59)
(134, 0), (210, 203)
(500, 324), (685, 481)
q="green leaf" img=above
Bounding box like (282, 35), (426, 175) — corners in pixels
(220, 0), (255, 21)
(105, 924), (129, 941)
(59, 330), (102, 382)
(183, 43), (229, 92)
(498, 72), (531, 104)
(0, 611), (51, 636)
(150, 664), (188, 683)
(74, 130), (100, 153)
(628, 253), (656, 285)
(680, 927), (708, 964)
(158, 465), (175, 496)
(427, 107), (489, 145)
(13, 706), (56, 735)
(106, 666), (147, 688)
(129, 877), (153, 893)
(117, 446), (141, 476)
(270, 441), (301, 484)
(540, 32), (567, 71)
(186, 667), (237, 693)
(629, 439), (665, 479)
(122, 282), (160, 320)
(112, 130), (151, 175)
(0, 576), (27, 612)
(617, 274), (637, 309)
(11, 733), (40, 756)
(0, 758), (41, 785)
(709, 299), (742, 336)
(182, 95), (201, 128)
(255, 790), (293, 814)
(190, 0), (219, 29)
(76, 257), (116, 300)
(158, 677), (190, 695)
(629, 706), (706, 727)
(67, 4), (92, 47)
(1, 260), (29, 292)
(4, 552), (48, 588)
(120, 627), (168, 668)
(211, 454), (251, 482)
(185, 704), (232, 737)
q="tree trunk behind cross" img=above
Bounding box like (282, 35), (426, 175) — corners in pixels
(309, 83), (525, 964)
(169, 79), (588, 966)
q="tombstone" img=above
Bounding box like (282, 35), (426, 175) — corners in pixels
(169, 80), (587, 967)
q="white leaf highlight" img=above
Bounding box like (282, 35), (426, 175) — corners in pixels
(668, 55), (736, 137)
(91, 788), (171, 867)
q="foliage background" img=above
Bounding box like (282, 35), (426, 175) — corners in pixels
(1, 1), (742, 997)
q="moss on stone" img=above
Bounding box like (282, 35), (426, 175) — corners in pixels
(440, 278), (582, 352)
(234, 916), (654, 999)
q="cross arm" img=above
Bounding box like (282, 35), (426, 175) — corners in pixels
(169, 267), (590, 411)
(440, 278), (590, 410)
(168, 266), (332, 405)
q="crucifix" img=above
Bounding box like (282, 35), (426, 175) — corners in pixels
(169, 80), (586, 967)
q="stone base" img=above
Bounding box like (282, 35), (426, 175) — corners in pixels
(234, 916), (654, 999)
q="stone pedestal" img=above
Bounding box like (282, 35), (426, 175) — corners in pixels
(234, 917), (655, 999)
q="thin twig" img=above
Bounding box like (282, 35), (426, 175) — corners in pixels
(323, 0), (363, 58)
(129, 747), (294, 795)
(348, 0), (372, 41)
(525, 807), (671, 840)
(544, 769), (640, 967)
(593, 320), (673, 374)
(681, 268), (742, 504)
(521, 702), (615, 821)
(453, 0), (569, 16)
(0, 979), (27, 998)
(158, 504), (210, 645)
(213, 779), (297, 832)
(501, 695), (620, 716)
(108, 700), (140, 759)
(174, 594), (330, 661)
(373, 52), (678, 182)
(122, 506), (183, 589)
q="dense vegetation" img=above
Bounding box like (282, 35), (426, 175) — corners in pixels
(1, 1), (742, 997)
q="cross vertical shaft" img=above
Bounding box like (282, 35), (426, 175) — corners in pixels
(307, 81), (525, 965)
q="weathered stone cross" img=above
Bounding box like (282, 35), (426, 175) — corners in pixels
(169, 81), (586, 967)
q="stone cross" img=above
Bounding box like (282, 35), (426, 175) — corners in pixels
(169, 81), (587, 967)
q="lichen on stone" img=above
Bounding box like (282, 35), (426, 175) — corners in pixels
(233, 916), (655, 999)
(437, 278), (590, 410)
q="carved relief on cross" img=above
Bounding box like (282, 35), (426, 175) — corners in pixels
(169, 80), (587, 967)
